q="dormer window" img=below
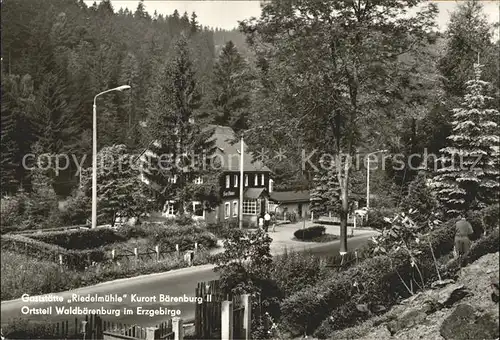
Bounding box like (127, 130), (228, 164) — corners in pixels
(194, 176), (203, 184)
(261, 174), (265, 185)
(244, 174), (248, 187)
(254, 174), (258, 186)
(168, 175), (177, 184)
(234, 174), (238, 187)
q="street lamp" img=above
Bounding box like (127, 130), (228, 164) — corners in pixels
(366, 149), (388, 210)
(238, 126), (262, 229)
(92, 85), (131, 229)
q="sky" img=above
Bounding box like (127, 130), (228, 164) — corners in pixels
(85, 1), (499, 31)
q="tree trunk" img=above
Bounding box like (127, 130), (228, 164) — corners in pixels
(339, 155), (350, 254)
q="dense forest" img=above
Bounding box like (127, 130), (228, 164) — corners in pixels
(1, 0), (499, 211)
(1, 0), (252, 195)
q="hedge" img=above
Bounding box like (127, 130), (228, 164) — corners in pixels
(280, 205), (499, 338)
(30, 227), (125, 249)
(1, 234), (107, 269)
(118, 222), (218, 251)
(294, 226), (326, 240)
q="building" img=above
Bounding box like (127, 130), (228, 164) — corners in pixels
(269, 190), (311, 220)
(141, 125), (273, 227)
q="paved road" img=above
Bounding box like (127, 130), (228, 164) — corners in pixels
(1, 234), (374, 327)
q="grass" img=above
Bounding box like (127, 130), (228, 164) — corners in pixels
(1, 249), (214, 301)
(293, 234), (355, 243)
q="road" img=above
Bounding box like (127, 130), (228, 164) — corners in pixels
(1, 234), (374, 327)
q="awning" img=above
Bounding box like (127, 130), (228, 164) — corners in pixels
(244, 188), (268, 199)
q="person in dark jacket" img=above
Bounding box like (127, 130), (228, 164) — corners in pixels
(454, 214), (474, 258)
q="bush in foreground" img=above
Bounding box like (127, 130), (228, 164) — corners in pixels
(279, 205), (498, 338)
(294, 226), (326, 240)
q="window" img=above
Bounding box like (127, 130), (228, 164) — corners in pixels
(233, 201), (238, 217)
(193, 176), (203, 184)
(192, 201), (204, 217)
(254, 174), (258, 186)
(244, 174), (248, 187)
(242, 199), (257, 215)
(224, 202), (231, 219)
(261, 174), (265, 186)
(225, 175), (230, 188)
(163, 201), (177, 216)
(269, 179), (274, 193)
(234, 174), (238, 187)
(168, 175), (177, 184)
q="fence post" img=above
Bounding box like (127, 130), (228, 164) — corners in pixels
(176, 244), (179, 256)
(59, 254), (63, 266)
(145, 327), (160, 340)
(221, 300), (233, 340)
(172, 317), (184, 340)
(242, 294), (251, 340)
(134, 247), (138, 261)
(155, 245), (160, 261)
(194, 242), (198, 253)
(111, 249), (115, 260)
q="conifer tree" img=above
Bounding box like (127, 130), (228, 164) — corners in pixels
(143, 36), (219, 214)
(209, 40), (253, 131)
(431, 63), (500, 215)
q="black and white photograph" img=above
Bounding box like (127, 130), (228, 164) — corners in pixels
(0, 0), (499, 339)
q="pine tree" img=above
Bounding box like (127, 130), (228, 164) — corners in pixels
(209, 41), (252, 131)
(309, 171), (341, 217)
(29, 72), (72, 154)
(439, 0), (496, 97)
(143, 37), (219, 213)
(190, 12), (199, 34)
(1, 73), (36, 193)
(431, 63), (500, 215)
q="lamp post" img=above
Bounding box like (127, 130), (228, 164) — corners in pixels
(92, 85), (131, 229)
(238, 126), (262, 229)
(366, 149), (388, 211)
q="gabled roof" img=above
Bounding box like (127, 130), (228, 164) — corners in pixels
(207, 125), (271, 172)
(244, 188), (269, 199)
(270, 190), (310, 203)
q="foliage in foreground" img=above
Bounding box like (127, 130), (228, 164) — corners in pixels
(278, 205), (499, 338)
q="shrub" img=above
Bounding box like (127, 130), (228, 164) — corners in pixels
(58, 190), (91, 225)
(30, 227), (125, 249)
(119, 222), (217, 252)
(2, 319), (83, 339)
(1, 251), (73, 301)
(294, 226), (326, 240)
(271, 249), (329, 298)
(1, 196), (23, 228)
(1, 249), (214, 301)
(280, 217), (460, 337)
(400, 172), (439, 224)
(365, 208), (398, 230)
(1, 234), (107, 269)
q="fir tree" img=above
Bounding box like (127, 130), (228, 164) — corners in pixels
(309, 171), (341, 217)
(80, 144), (152, 226)
(209, 40), (252, 131)
(143, 37), (219, 213)
(431, 63), (500, 215)
(190, 12), (199, 34)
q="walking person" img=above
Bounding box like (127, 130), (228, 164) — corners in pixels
(264, 211), (271, 232)
(258, 213), (264, 231)
(454, 213), (474, 266)
(271, 213), (277, 232)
